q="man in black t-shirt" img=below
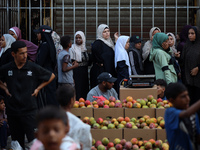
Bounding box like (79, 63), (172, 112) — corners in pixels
(0, 41), (55, 149)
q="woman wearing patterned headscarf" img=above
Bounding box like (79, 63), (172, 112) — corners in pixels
(142, 27), (161, 75)
(0, 34), (16, 66)
(167, 32), (181, 81)
(90, 24), (117, 89)
(70, 31), (89, 100)
(9, 27), (38, 62)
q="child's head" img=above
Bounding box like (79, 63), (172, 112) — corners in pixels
(165, 83), (189, 110)
(60, 36), (72, 49)
(56, 84), (75, 109)
(154, 79), (167, 99)
(36, 106), (68, 150)
(0, 95), (5, 112)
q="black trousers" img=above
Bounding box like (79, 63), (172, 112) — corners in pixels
(187, 85), (200, 122)
(7, 114), (36, 149)
(186, 85), (200, 105)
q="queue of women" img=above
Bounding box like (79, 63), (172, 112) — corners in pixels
(0, 24), (200, 106)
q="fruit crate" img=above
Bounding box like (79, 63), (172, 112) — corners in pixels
(91, 129), (123, 141)
(156, 108), (166, 118)
(156, 129), (167, 141)
(124, 129), (156, 141)
(125, 108), (155, 118)
(93, 108), (124, 120)
(71, 107), (93, 119)
(119, 86), (157, 101)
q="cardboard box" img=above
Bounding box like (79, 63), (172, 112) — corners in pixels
(125, 108), (155, 119)
(93, 108), (124, 120)
(124, 129), (156, 141)
(156, 109), (166, 118)
(156, 129), (167, 141)
(120, 86), (157, 101)
(91, 129), (123, 141)
(70, 107), (93, 119)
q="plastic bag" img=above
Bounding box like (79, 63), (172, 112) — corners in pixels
(92, 95), (107, 102)
(10, 141), (23, 150)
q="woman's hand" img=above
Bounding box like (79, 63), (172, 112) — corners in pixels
(114, 32), (120, 43)
(174, 51), (180, 58)
(191, 67), (199, 76)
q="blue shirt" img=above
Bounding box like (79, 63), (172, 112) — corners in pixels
(165, 107), (200, 150)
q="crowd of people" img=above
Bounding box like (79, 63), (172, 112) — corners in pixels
(0, 23), (200, 150)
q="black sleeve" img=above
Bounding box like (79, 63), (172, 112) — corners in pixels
(33, 64), (52, 81)
(36, 43), (49, 66)
(0, 67), (5, 82)
(117, 60), (129, 79)
(91, 40), (104, 64)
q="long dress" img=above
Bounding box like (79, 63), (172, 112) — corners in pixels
(36, 42), (58, 106)
(73, 52), (89, 100)
(90, 40), (116, 89)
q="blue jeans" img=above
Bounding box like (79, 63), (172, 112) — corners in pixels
(0, 121), (7, 148)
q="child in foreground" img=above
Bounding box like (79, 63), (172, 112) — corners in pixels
(56, 84), (92, 149)
(35, 106), (79, 150)
(165, 83), (200, 150)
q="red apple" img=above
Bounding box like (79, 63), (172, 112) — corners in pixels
(79, 98), (85, 103)
(109, 96), (116, 102)
(107, 142), (114, 149)
(85, 100), (91, 106)
(104, 105), (109, 108)
(95, 140), (102, 148)
(115, 144), (123, 150)
(96, 118), (104, 124)
(124, 141), (132, 150)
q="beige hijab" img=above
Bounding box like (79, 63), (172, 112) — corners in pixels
(70, 31), (87, 62)
(142, 27), (161, 61)
(97, 24), (115, 50)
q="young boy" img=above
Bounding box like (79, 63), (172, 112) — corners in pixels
(128, 35), (144, 75)
(56, 84), (92, 150)
(35, 106), (78, 150)
(0, 96), (7, 150)
(154, 79), (167, 100)
(165, 83), (200, 150)
(57, 36), (79, 86)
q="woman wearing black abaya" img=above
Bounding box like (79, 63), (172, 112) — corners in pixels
(181, 26), (200, 105)
(34, 25), (58, 106)
(90, 24), (117, 89)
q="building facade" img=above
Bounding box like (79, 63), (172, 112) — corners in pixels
(0, 0), (199, 48)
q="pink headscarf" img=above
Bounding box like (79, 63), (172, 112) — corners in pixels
(9, 27), (38, 62)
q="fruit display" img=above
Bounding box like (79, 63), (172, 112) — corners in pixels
(82, 115), (165, 129)
(73, 96), (172, 108)
(123, 95), (172, 109)
(91, 137), (169, 150)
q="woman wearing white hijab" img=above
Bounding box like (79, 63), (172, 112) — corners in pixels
(70, 31), (89, 100)
(90, 24), (117, 89)
(142, 27), (161, 75)
(115, 36), (131, 93)
(0, 34), (16, 66)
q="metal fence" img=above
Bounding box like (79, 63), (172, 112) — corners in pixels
(0, 0), (199, 44)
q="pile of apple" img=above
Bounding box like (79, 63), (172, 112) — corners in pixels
(83, 115), (165, 129)
(73, 96), (123, 108)
(73, 95), (172, 109)
(123, 95), (172, 109)
(91, 137), (169, 150)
